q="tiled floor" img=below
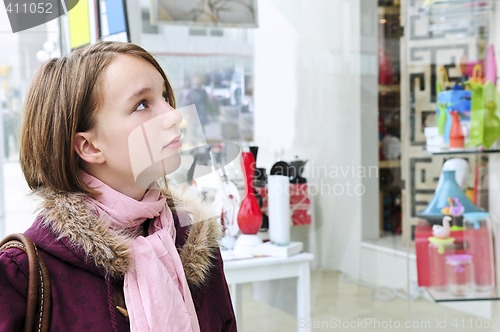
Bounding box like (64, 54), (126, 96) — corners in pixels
(240, 269), (497, 332)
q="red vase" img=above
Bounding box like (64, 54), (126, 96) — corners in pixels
(237, 152), (263, 234)
(378, 48), (394, 85)
(449, 110), (464, 148)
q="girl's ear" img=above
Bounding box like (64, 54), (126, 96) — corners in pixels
(74, 132), (105, 164)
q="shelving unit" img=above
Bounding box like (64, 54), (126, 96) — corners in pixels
(378, 84), (400, 93)
(401, 0), (497, 242)
(419, 112), (500, 304)
(426, 148), (500, 155)
(379, 159), (401, 168)
(378, 1), (403, 235)
(392, 0), (500, 305)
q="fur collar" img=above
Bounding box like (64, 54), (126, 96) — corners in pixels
(35, 186), (222, 288)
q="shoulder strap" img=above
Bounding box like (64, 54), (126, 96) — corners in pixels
(0, 233), (52, 332)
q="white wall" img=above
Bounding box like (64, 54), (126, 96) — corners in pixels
(253, 0), (379, 274)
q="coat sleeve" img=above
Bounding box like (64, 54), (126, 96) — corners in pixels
(172, 211), (237, 331)
(190, 247), (237, 332)
(0, 248), (29, 331)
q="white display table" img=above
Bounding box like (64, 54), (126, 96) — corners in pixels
(222, 252), (314, 332)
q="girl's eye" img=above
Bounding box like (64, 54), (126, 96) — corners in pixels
(135, 100), (147, 112)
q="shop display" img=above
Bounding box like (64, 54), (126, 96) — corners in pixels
(224, 148), (312, 257)
(289, 158), (311, 226)
(463, 212), (495, 292)
(429, 44), (500, 152)
(417, 170), (482, 222)
(254, 166), (269, 231)
(448, 109), (466, 149)
(233, 151), (263, 256)
(466, 46), (500, 149)
(416, 212), (496, 297)
(268, 175), (291, 246)
(428, 234), (457, 290)
(445, 254), (475, 296)
(378, 1), (402, 235)
(415, 165), (497, 300)
(269, 160), (290, 176)
(289, 158), (307, 184)
(236, 151), (262, 234)
(213, 148), (241, 250)
(259, 158), (312, 227)
(436, 82), (471, 145)
(250, 146), (269, 232)
(378, 48), (395, 85)
(431, 215), (451, 239)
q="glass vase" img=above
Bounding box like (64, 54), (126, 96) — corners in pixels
(237, 151), (263, 234)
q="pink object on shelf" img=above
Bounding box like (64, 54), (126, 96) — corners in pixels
(485, 44), (497, 83)
(378, 49), (394, 85)
(428, 237), (456, 290)
(445, 254), (475, 296)
(464, 221), (496, 292)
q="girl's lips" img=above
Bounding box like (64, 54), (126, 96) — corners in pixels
(164, 135), (182, 149)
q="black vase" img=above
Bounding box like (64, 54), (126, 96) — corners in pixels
(289, 158), (307, 184)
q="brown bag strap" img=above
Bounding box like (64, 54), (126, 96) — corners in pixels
(1, 233), (52, 332)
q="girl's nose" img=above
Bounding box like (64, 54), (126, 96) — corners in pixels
(160, 105), (182, 129)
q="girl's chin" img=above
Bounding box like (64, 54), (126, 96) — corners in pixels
(133, 155), (182, 189)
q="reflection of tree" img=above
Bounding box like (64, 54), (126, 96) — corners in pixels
(187, 0), (255, 23)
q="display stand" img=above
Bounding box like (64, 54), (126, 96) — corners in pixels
(418, 148), (500, 302)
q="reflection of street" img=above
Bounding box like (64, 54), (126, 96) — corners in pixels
(174, 61), (254, 142)
(1, 161), (40, 236)
(204, 121), (221, 140)
(202, 107), (253, 141)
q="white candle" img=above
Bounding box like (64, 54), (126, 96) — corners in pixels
(268, 175), (291, 246)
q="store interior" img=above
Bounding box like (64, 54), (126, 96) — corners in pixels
(2, 0), (500, 330)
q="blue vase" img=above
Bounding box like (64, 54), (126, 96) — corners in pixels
(417, 170), (482, 222)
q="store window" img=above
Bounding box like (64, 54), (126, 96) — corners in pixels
(163, 55), (254, 142)
(0, 66), (20, 162)
(378, 0), (403, 237)
(140, 22), (255, 143)
(0, 17), (62, 236)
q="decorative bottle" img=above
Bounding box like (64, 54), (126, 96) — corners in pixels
(417, 170), (482, 222)
(237, 151), (263, 234)
(449, 110), (464, 149)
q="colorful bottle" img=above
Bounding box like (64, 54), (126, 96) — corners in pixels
(449, 110), (464, 148)
(237, 151), (263, 234)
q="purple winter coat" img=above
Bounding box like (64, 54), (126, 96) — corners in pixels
(0, 188), (237, 332)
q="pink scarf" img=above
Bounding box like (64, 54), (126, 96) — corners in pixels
(80, 171), (200, 332)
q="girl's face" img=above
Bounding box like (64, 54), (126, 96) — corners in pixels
(83, 54), (182, 199)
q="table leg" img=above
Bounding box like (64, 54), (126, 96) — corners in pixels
(230, 283), (243, 330)
(297, 263), (311, 332)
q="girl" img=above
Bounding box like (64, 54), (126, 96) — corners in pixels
(0, 41), (236, 331)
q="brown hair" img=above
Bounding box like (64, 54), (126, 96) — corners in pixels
(19, 41), (176, 195)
